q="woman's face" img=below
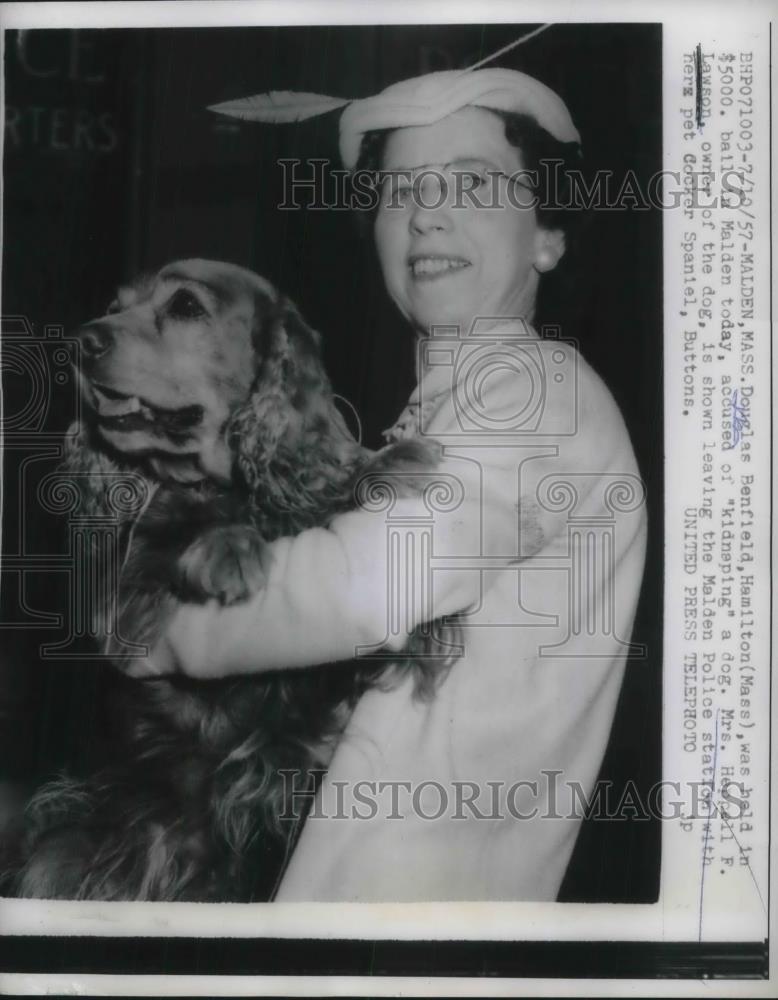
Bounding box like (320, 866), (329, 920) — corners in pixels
(373, 107), (564, 336)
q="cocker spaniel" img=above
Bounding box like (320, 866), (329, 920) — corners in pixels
(2, 259), (451, 902)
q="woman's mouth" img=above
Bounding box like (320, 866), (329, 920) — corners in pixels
(408, 255), (471, 281)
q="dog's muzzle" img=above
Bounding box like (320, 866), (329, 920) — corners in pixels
(88, 383), (205, 434)
(75, 324), (205, 435)
(78, 321), (113, 362)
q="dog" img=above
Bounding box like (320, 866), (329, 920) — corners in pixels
(2, 259), (451, 902)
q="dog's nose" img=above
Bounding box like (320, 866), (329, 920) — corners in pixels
(77, 322), (112, 361)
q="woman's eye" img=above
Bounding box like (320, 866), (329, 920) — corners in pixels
(392, 181), (413, 198)
(461, 170), (486, 189)
(379, 175), (413, 205)
(167, 289), (205, 320)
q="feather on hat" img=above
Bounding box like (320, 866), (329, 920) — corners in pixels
(209, 65), (579, 170)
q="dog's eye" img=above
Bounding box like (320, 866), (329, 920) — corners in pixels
(167, 289), (206, 320)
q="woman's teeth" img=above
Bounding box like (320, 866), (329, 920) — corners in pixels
(410, 257), (470, 278)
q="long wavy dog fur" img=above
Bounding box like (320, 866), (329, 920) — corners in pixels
(1, 260), (453, 901)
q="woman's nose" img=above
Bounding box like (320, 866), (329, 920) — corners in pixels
(408, 172), (453, 234)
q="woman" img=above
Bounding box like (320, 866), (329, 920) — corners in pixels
(143, 69), (647, 902)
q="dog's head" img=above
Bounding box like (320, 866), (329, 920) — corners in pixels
(75, 259), (360, 491)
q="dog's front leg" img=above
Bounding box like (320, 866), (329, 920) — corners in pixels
(354, 437), (445, 496)
(177, 523), (270, 606)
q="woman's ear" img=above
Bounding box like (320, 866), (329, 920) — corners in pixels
(533, 228), (566, 273)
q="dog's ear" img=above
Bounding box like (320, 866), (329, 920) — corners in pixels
(59, 421), (131, 517)
(229, 295), (361, 516)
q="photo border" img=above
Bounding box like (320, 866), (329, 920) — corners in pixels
(0, 0), (774, 995)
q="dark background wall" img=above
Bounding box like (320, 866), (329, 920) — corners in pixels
(2, 23), (662, 902)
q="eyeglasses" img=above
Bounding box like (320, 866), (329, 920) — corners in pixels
(374, 159), (538, 211)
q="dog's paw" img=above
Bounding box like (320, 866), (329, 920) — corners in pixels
(376, 438), (444, 470)
(357, 438), (445, 497)
(177, 526), (268, 605)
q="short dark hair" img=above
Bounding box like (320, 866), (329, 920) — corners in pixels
(492, 110), (583, 236)
(352, 108), (584, 238)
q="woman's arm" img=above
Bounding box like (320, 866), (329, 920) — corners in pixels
(137, 478), (503, 678)
(133, 347), (644, 680)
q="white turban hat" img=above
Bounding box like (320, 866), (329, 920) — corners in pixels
(209, 67), (579, 171)
(338, 68), (580, 169)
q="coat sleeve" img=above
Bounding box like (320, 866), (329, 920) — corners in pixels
(144, 349), (644, 680)
(148, 476), (508, 678)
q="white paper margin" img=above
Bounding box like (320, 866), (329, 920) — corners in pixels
(0, 0), (775, 995)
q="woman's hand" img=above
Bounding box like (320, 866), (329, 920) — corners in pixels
(123, 600), (228, 680)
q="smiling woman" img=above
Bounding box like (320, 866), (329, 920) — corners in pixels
(370, 108), (566, 334)
(0, 18), (666, 932)
(121, 66), (652, 904)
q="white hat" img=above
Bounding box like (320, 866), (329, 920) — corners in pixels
(338, 69), (580, 169)
(209, 67), (579, 171)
